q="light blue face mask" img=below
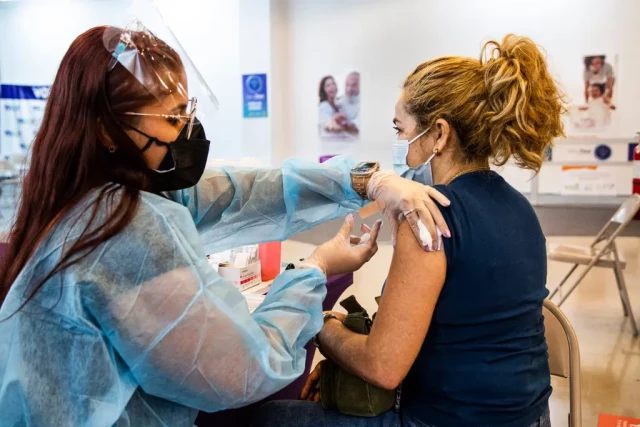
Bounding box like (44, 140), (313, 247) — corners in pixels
(392, 128), (436, 186)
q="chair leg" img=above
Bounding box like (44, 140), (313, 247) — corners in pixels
(549, 264), (579, 300)
(613, 264), (639, 336)
(613, 268), (629, 317)
(555, 243), (615, 308)
(557, 264), (596, 308)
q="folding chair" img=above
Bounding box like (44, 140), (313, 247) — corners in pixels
(548, 194), (640, 336)
(543, 299), (582, 427)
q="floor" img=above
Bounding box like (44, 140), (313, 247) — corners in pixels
(282, 235), (640, 427)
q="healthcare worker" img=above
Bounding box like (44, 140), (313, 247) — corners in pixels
(0, 22), (449, 427)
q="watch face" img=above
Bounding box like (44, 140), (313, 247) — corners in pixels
(353, 162), (377, 173)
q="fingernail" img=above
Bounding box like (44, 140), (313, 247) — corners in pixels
(423, 245), (432, 252)
(347, 214), (354, 223)
(443, 230), (451, 238)
(443, 201), (451, 207)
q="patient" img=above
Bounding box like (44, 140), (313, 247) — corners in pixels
(253, 34), (565, 427)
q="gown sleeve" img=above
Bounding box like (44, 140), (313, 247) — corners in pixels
(166, 156), (368, 253)
(86, 196), (330, 412)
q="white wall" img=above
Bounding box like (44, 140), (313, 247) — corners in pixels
(280, 0), (640, 185)
(238, 0), (272, 165)
(0, 0), (132, 85)
(3, 0), (639, 178)
(154, 0), (244, 160)
(269, 0), (292, 165)
(0, 0), (274, 163)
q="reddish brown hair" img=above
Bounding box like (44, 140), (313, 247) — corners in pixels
(0, 26), (184, 310)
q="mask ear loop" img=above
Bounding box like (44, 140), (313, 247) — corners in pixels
(121, 124), (177, 173)
(409, 127), (430, 145)
(411, 128), (436, 165)
(424, 150), (437, 165)
(120, 123), (171, 152)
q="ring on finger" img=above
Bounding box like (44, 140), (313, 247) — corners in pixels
(403, 208), (417, 216)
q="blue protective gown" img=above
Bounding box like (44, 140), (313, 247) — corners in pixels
(0, 157), (365, 426)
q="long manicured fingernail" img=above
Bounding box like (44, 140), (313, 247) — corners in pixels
(443, 230), (451, 238)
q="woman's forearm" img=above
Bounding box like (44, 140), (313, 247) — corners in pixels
(318, 221), (447, 392)
(318, 320), (394, 389)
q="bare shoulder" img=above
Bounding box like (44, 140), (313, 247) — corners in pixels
(395, 221), (446, 265)
(389, 221), (446, 289)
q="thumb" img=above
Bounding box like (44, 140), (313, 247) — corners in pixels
(338, 214), (355, 240)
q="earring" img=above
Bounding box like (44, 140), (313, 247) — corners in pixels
(433, 147), (440, 155)
(108, 146), (116, 153)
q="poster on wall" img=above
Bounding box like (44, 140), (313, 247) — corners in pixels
(567, 54), (618, 135)
(318, 71), (360, 142)
(0, 84), (50, 162)
(242, 74), (268, 118)
(560, 165), (616, 196)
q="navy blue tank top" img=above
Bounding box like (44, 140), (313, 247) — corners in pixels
(401, 171), (551, 427)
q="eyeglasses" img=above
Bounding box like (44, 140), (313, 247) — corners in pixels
(123, 97), (198, 139)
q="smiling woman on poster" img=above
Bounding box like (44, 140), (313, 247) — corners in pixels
(318, 74), (359, 141)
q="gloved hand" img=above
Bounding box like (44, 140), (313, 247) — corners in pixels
(307, 214), (382, 277)
(366, 171), (450, 251)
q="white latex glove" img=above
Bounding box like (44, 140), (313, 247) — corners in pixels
(366, 171), (451, 251)
(307, 214), (382, 277)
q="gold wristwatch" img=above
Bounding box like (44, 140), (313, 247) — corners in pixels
(350, 161), (380, 199)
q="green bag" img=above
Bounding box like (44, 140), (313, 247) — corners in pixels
(319, 295), (397, 417)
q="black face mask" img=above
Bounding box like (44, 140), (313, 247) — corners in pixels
(131, 120), (210, 192)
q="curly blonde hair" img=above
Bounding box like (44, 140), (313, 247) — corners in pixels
(403, 34), (566, 172)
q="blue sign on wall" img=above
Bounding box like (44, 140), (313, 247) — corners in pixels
(1, 84), (50, 159)
(242, 74), (267, 118)
(1, 85), (50, 100)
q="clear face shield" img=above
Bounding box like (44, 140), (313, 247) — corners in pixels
(103, 11), (218, 141)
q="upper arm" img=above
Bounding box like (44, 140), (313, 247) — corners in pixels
(367, 220), (447, 388)
(87, 208), (326, 411)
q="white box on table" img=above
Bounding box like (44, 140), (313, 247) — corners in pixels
(217, 260), (262, 292)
